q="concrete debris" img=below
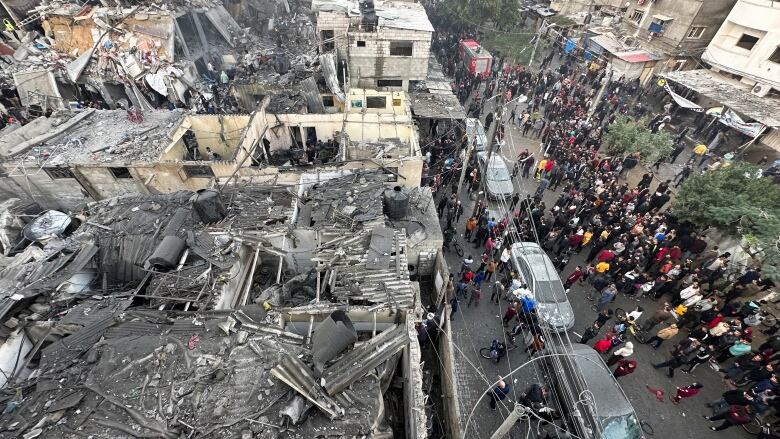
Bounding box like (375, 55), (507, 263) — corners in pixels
(0, 168), (429, 437)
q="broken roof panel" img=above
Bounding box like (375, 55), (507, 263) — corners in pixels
(409, 92), (467, 119)
(320, 323), (408, 395)
(311, 0), (361, 14)
(375, 1), (435, 33)
(662, 69), (780, 127)
(588, 33), (626, 54)
(0, 109), (184, 164)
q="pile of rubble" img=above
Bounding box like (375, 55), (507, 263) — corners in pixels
(0, 170), (429, 438)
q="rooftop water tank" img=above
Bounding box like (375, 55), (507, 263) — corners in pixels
(190, 189), (227, 224)
(383, 186), (409, 220)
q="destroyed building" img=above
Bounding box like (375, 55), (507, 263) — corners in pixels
(0, 167), (437, 438)
(8, 1), (243, 112)
(0, 88), (423, 212)
(313, 0), (434, 91)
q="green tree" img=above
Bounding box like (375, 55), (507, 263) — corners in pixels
(602, 116), (674, 166)
(672, 163), (780, 280)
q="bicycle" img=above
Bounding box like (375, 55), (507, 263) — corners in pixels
(742, 413), (773, 435)
(479, 340), (517, 362)
(453, 240), (464, 257)
(626, 320), (649, 344)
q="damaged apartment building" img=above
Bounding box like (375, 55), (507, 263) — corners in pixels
(313, 0), (434, 91)
(0, 165), (445, 437)
(0, 88), (423, 214)
(7, 0), (244, 112)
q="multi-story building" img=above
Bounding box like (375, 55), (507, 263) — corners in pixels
(660, 0), (780, 155)
(701, 0), (780, 95)
(620, 0), (738, 72)
(0, 89), (423, 212)
(312, 0), (433, 91)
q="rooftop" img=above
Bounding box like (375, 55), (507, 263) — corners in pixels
(662, 69), (780, 127)
(0, 109), (185, 165)
(0, 169), (430, 436)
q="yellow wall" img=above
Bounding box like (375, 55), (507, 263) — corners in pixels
(45, 13), (175, 59)
(159, 115), (250, 161)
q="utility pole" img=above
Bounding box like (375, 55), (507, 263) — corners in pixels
(490, 403), (530, 439)
(454, 129), (474, 201)
(586, 65), (611, 123)
(528, 19), (545, 68)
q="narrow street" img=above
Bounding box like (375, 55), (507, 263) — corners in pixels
(442, 109), (755, 438)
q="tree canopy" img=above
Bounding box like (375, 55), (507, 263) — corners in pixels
(672, 162), (780, 280)
(602, 116), (674, 166)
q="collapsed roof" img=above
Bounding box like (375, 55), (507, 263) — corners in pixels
(0, 169), (429, 437)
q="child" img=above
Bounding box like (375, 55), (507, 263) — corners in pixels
(468, 285), (482, 307)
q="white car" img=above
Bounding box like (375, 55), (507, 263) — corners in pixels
(477, 152), (513, 199)
(510, 242), (575, 332)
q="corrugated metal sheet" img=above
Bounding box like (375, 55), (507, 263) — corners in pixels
(375, 1), (434, 32)
(40, 312), (124, 371)
(662, 69), (780, 127)
(58, 298), (132, 327)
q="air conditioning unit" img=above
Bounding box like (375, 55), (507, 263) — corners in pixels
(751, 83), (771, 97)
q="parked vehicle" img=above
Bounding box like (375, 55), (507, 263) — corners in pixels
(478, 152), (513, 199)
(458, 40), (493, 78)
(465, 118), (488, 152)
(544, 343), (644, 439)
(510, 242), (575, 332)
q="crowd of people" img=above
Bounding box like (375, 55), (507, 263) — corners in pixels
(425, 11), (779, 438)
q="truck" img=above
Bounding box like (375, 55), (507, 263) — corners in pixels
(458, 40), (493, 79)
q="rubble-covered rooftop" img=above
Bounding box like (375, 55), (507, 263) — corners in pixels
(0, 169), (429, 437)
(0, 109), (185, 164)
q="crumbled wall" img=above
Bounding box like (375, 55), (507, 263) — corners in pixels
(44, 14), (175, 60)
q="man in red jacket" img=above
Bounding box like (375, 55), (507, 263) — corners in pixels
(704, 405), (752, 431)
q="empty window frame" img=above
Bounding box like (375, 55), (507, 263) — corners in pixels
(321, 30), (335, 52)
(736, 33), (759, 51)
(389, 41), (413, 56)
(356, 40), (366, 47)
(322, 95), (335, 107)
(182, 165), (215, 178)
(44, 167), (75, 179)
(630, 10), (644, 25)
(687, 26), (706, 39)
(109, 167), (133, 179)
(377, 79), (403, 88)
(366, 96), (387, 108)
(768, 46), (780, 64)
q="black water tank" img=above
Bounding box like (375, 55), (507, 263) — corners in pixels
(146, 235), (186, 269)
(383, 186), (409, 220)
(191, 189), (227, 224)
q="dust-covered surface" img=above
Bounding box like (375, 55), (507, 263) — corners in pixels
(3, 312), (389, 438)
(19, 110), (185, 165)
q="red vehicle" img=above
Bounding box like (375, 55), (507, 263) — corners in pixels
(459, 40), (493, 78)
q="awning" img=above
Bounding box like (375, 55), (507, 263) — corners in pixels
(613, 50), (659, 63)
(662, 69), (780, 127)
(652, 14), (674, 21)
(664, 84), (703, 112)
